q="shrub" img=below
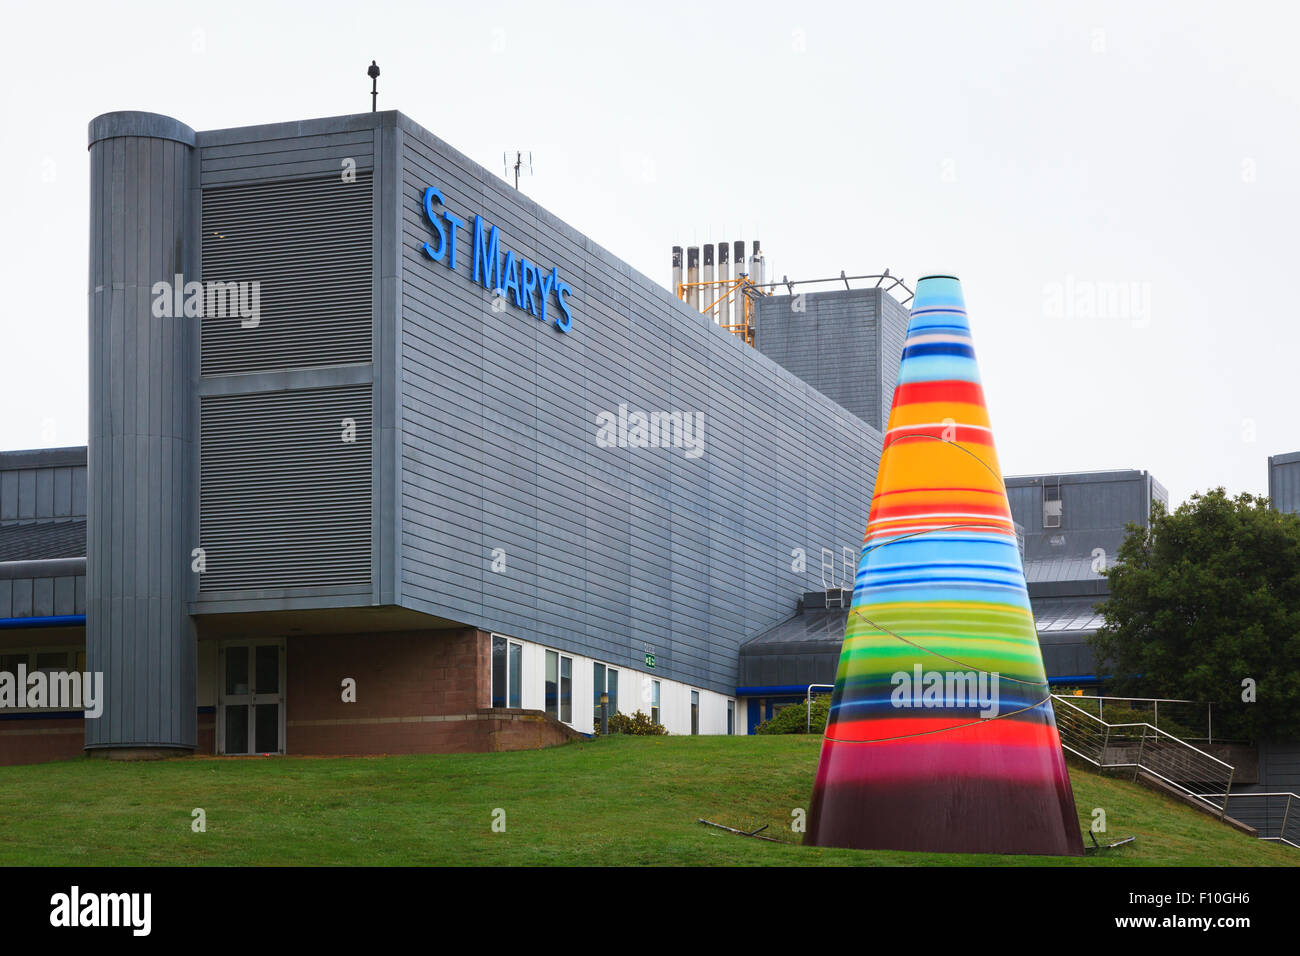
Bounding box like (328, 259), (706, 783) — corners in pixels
(756, 695), (830, 735)
(593, 710), (668, 736)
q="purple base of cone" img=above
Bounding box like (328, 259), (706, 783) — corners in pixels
(806, 778), (1085, 857)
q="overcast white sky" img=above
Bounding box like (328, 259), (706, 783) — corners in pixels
(1, 0), (1296, 506)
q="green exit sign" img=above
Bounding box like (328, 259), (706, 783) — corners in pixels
(645, 653), (656, 668)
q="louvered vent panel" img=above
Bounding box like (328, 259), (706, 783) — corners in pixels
(200, 385), (372, 591)
(201, 174), (373, 373)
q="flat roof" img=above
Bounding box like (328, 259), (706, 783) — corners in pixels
(1004, 469), (1151, 485)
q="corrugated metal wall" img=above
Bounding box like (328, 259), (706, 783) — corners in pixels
(195, 136), (377, 598)
(199, 128), (375, 187)
(0, 449), (87, 619)
(86, 114), (198, 749)
(752, 288), (910, 433)
(201, 174), (373, 373)
(1269, 453), (1300, 515)
(1258, 738), (1300, 791)
(397, 116), (880, 695)
(1007, 471), (1153, 567)
(199, 385), (372, 590)
(0, 562), (84, 619)
(0, 452), (87, 525)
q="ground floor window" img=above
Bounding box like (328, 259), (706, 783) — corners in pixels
(0, 647), (85, 711)
(651, 680), (661, 725)
(545, 650), (573, 723)
(690, 690), (700, 735)
(593, 662), (619, 725)
(0, 648), (82, 676)
(491, 635), (523, 709)
(727, 699), (735, 735)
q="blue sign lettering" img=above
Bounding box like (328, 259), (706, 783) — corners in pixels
(423, 186), (572, 333)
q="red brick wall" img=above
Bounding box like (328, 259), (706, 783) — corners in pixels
(0, 628), (581, 763)
(0, 717), (85, 766)
(283, 628), (578, 755)
(0, 711), (218, 766)
(198, 712), (216, 755)
(0, 628), (88, 765)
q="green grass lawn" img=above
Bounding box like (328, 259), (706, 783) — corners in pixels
(0, 735), (1293, 866)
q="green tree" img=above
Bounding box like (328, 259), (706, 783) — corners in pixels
(1090, 488), (1300, 742)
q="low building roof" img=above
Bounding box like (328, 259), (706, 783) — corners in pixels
(0, 519), (86, 561)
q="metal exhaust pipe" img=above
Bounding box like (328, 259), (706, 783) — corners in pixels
(686, 246), (699, 311)
(703, 243), (715, 319)
(717, 240), (730, 328)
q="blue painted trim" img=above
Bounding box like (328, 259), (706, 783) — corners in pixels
(1048, 675), (1100, 684)
(735, 685), (827, 696)
(0, 614), (86, 630)
(1, 704), (216, 721)
(0, 710), (84, 721)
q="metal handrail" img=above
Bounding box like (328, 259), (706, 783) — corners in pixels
(1055, 694), (1222, 744)
(1070, 695), (1202, 703)
(1200, 792), (1300, 848)
(806, 683), (834, 732)
(1051, 695), (1235, 817)
(748, 272), (916, 305)
(1101, 722), (1234, 771)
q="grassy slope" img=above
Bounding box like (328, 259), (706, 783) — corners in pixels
(0, 735), (1293, 866)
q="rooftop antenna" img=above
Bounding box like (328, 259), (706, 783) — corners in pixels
(367, 60), (380, 112)
(503, 150), (533, 189)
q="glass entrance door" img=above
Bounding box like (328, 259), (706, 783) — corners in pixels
(219, 641), (285, 755)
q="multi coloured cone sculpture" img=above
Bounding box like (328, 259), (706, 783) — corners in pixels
(807, 275), (1083, 856)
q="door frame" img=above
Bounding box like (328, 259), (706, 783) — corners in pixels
(216, 638), (287, 755)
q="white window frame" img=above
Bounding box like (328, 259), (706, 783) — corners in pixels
(543, 648), (574, 724)
(490, 633), (524, 709)
(1043, 483), (1062, 529)
(592, 662), (620, 725)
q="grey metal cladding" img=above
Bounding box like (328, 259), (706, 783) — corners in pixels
(395, 115), (880, 696)
(201, 173), (373, 373)
(86, 114), (198, 749)
(753, 288), (904, 432)
(1008, 470), (1156, 576)
(878, 293), (910, 425)
(198, 128), (375, 187)
(199, 384), (372, 591)
(1269, 452), (1300, 515)
(0, 461), (87, 525)
(0, 567), (81, 617)
(1257, 739), (1300, 791)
